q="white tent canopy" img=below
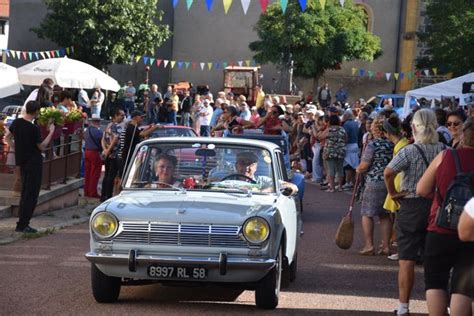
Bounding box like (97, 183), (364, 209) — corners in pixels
(0, 63), (22, 98)
(403, 72), (474, 117)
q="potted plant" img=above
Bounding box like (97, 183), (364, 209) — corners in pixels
(63, 108), (84, 135)
(37, 107), (64, 140)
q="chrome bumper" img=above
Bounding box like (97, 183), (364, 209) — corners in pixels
(85, 251), (275, 271)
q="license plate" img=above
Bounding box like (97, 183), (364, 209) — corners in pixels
(147, 265), (207, 279)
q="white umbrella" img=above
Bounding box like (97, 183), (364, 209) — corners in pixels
(17, 57), (120, 91)
(0, 63), (22, 98)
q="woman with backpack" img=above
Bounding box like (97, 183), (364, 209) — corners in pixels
(416, 116), (474, 316)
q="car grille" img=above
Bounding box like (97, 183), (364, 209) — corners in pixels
(113, 222), (248, 248)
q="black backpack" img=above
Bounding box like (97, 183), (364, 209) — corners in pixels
(435, 149), (474, 230)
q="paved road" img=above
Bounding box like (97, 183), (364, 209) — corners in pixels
(0, 183), (428, 315)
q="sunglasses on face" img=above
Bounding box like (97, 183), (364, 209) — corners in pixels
(447, 121), (462, 127)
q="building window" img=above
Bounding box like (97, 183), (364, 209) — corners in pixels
(0, 20), (6, 35)
(356, 4), (374, 33)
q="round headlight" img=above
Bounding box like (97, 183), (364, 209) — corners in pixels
(243, 217), (270, 244)
(91, 212), (118, 238)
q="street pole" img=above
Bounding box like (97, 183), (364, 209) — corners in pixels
(289, 58), (294, 95)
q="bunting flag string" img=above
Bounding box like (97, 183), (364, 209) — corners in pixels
(241, 0), (250, 14)
(259, 0), (269, 13)
(223, 0), (232, 14)
(298, 0), (307, 11)
(280, 0), (288, 13)
(350, 66), (441, 81)
(206, 0), (213, 11)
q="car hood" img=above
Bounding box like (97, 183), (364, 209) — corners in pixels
(103, 190), (277, 225)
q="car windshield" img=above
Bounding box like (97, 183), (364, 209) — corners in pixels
(124, 142), (275, 194)
(151, 127), (197, 138)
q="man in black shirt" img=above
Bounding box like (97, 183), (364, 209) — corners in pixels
(7, 101), (55, 233)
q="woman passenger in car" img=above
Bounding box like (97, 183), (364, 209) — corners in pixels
(153, 153), (180, 187)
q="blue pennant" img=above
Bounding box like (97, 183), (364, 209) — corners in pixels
(298, 0), (307, 11)
(205, 0), (213, 11)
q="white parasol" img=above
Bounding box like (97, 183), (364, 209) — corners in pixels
(17, 57), (120, 91)
(0, 63), (22, 98)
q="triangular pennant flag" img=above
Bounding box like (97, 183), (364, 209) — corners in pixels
(385, 73), (391, 81)
(66, 47), (70, 55)
(245, 60), (251, 67)
(367, 70), (374, 78)
(423, 69), (430, 76)
(238, 61), (243, 67)
(173, 0), (179, 8)
(215, 63), (220, 69)
(319, 0), (326, 10)
(252, 59), (257, 66)
(10, 50), (16, 59)
(40, 52), (45, 59)
(399, 72), (405, 80)
(185, 62), (191, 69)
(60, 48), (66, 56)
(22, 51), (27, 60)
(407, 72), (414, 80)
(207, 62), (213, 70)
(186, 0), (193, 10)
(34, 52), (39, 60)
(280, 0), (288, 13)
(394, 73), (399, 80)
(170, 61), (176, 68)
(376, 72), (383, 80)
(5, 50), (10, 58)
(298, 0), (307, 11)
(259, 0), (269, 12)
(200, 62), (205, 70)
(192, 62), (197, 69)
(351, 68), (357, 76)
(55, 50), (60, 57)
(156, 59), (163, 67)
(149, 58), (155, 65)
(143, 56), (149, 65)
(223, 0), (232, 14)
(432, 68), (438, 75)
(70, 46), (74, 53)
(178, 61), (185, 69)
(358, 69), (365, 77)
(339, 0), (345, 6)
(206, 0), (213, 11)
(135, 55), (141, 63)
(163, 60), (169, 68)
(222, 62), (228, 68)
(241, 0), (251, 14)
(50, 50), (55, 57)
(45, 51), (51, 58)
(415, 70), (421, 78)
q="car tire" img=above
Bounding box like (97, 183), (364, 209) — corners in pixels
(281, 256), (290, 289)
(255, 246), (282, 309)
(91, 264), (121, 303)
(289, 252), (297, 282)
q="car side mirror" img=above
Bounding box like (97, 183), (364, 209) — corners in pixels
(280, 186), (293, 197)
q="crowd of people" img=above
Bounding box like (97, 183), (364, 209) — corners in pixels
(3, 78), (473, 315)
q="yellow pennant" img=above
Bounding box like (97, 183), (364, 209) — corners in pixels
(352, 68), (357, 76)
(223, 0), (232, 14)
(245, 60), (251, 67)
(394, 73), (399, 80)
(207, 62), (213, 70)
(170, 61), (176, 68)
(135, 56), (141, 63)
(432, 68), (438, 75)
(319, 0), (326, 10)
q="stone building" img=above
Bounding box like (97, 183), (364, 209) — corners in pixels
(7, 0), (426, 101)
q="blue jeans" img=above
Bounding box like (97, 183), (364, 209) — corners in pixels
(200, 125), (210, 137)
(124, 101), (135, 117)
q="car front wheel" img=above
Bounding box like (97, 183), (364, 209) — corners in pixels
(255, 246), (282, 309)
(91, 264), (121, 303)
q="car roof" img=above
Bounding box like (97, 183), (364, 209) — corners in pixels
(140, 136), (281, 151)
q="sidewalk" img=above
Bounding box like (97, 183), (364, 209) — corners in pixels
(0, 197), (100, 245)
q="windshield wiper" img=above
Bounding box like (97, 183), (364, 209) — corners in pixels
(131, 181), (186, 194)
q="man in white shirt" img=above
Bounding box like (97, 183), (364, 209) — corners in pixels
(459, 198), (474, 241)
(78, 88), (91, 117)
(198, 99), (213, 136)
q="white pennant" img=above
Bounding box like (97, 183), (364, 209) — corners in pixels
(238, 61), (243, 67)
(339, 0), (345, 6)
(423, 69), (430, 76)
(385, 73), (391, 81)
(240, 0), (250, 14)
(163, 60), (169, 68)
(200, 62), (205, 70)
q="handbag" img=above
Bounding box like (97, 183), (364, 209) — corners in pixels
(335, 174), (360, 249)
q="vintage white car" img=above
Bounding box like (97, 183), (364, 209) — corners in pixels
(85, 137), (302, 309)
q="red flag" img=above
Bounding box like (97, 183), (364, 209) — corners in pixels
(22, 51), (27, 60)
(259, 0), (269, 12)
(415, 70), (421, 78)
(156, 59), (162, 67)
(192, 62), (197, 69)
(50, 50), (55, 57)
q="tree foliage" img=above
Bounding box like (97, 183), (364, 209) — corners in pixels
(249, 0), (382, 81)
(33, 0), (171, 70)
(416, 0), (474, 76)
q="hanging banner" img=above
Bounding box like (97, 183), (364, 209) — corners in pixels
(149, 58), (155, 65)
(238, 61), (243, 67)
(170, 61), (176, 68)
(185, 62), (191, 69)
(241, 0), (250, 14)
(207, 62), (213, 70)
(319, 0), (326, 10)
(206, 0), (213, 11)
(40, 52), (45, 59)
(339, 0), (345, 6)
(298, 0), (307, 11)
(385, 73), (391, 81)
(200, 62), (205, 70)
(423, 69), (430, 76)
(34, 52), (39, 60)
(280, 0), (288, 13)
(358, 69), (365, 77)
(432, 68), (438, 75)
(394, 73), (399, 80)
(245, 60), (251, 67)
(259, 0), (269, 12)
(157, 59), (163, 67)
(143, 56), (149, 65)
(223, 62), (228, 68)
(186, 0), (193, 10)
(163, 60), (169, 68)
(223, 0), (232, 14)
(351, 68), (357, 76)
(173, 0), (179, 8)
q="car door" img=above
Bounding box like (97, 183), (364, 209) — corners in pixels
(274, 150), (299, 263)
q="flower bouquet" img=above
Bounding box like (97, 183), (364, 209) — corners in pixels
(63, 108), (84, 135)
(37, 107), (64, 140)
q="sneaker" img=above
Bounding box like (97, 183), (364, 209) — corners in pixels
(393, 310), (410, 316)
(388, 253), (399, 261)
(15, 226), (38, 233)
(342, 183), (354, 189)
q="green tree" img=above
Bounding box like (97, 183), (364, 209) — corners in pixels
(416, 0), (474, 76)
(249, 0), (382, 88)
(33, 0), (171, 70)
